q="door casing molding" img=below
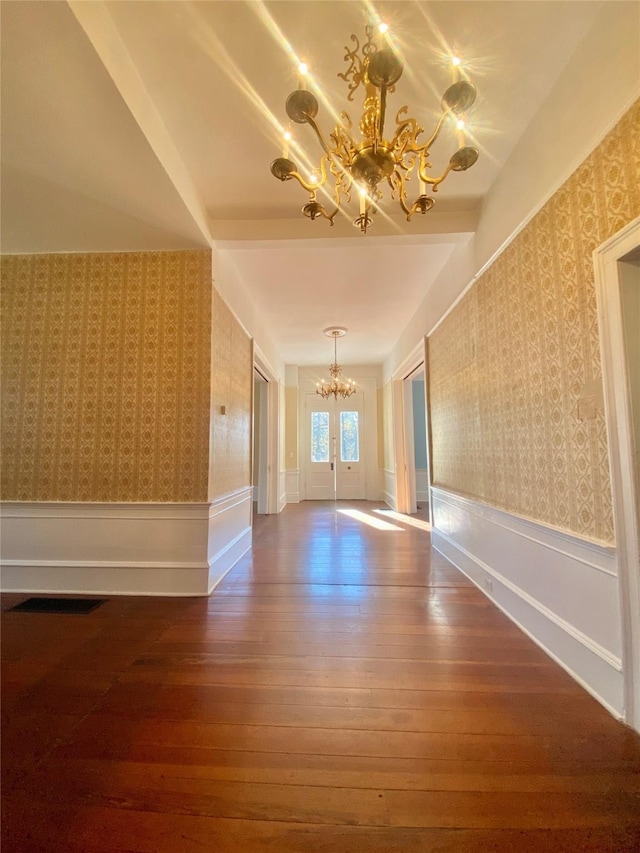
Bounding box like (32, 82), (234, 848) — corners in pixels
(253, 344), (281, 515)
(391, 340), (430, 516)
(594, 214), (640, 731)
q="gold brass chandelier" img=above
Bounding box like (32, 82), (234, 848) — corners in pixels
(316, 327), (356, 400)
(270, 22), (479, 233)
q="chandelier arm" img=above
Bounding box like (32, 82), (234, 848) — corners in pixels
(315, 205), (339, 225)
(303, 113), (337, 160)
(418, 159), (455, 188)
(399, 194), (412, 218)
(285, 166), (328, 194)
(416, 108), (452, 155)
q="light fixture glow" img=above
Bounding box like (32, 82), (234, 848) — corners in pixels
(271, 24), (479, 232)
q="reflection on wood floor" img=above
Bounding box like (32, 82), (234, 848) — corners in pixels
(2, 500), (640, 852)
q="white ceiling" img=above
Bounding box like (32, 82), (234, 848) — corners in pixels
(1, 0), (606, 366)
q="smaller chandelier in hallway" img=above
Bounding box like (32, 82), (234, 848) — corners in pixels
(316, 327), (356, 400)
(270, 21), (479, 233)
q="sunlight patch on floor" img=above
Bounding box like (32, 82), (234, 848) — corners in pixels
(337, 508), (405, 531)
(375, 509), (431, 531)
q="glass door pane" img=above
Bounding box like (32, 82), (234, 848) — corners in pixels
(339, 411), (359, 462)
(311, 411), (330, 462)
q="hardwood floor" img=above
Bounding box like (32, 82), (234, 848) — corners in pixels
(2, 500), (640, 851)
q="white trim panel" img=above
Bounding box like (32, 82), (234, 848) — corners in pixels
(431, 488), (623, 716)
(285, 469), (300, 504)
(382, 468), (397, 510)
(1, 501), (210, 596)
(207, 487), (252, 593)
(416, 468), (430, 503)
(278, 471), (287, 512)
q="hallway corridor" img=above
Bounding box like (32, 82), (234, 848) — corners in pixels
(2, 501), (640, 851)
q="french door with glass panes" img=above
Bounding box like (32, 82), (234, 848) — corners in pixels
(305, 392), (365, 500)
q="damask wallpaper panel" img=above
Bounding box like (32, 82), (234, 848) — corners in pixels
(429, 99), (640, 544)
(208, 287), (252, 501)
(1, 249), (212, 502)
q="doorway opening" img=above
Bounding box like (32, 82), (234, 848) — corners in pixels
(401, 364), (430, 520)
(252, 368), (269, 515)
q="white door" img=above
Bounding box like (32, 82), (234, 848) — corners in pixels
(305, 395), (335, 500)
(304, 393), (365, 500)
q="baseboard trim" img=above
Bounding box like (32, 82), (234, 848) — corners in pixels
(433, 527), (621, 671)
(430, 485), (624, 719)
(2, 559), (206, 570)
(1, 493), (253, 597)
(207, 488), (253, 593)
(208, 525), (251, 594)
(433, 528), (623, 719)
(0, 565), (210, 597)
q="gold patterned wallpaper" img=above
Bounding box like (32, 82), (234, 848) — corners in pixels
(429, 100), (640, 544)
(209, 287), (252, 500)
(1, 249), (212, 503)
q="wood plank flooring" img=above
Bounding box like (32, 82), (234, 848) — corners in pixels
(2, 500), (640, 851)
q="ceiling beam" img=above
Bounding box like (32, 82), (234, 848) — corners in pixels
(209, 209), (479, 242)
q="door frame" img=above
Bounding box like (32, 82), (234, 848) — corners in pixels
(253, 369), (269, 514)
(594, 215), (640, 731)
(392, 340), (431, 516)
(253, 345), (280, 515)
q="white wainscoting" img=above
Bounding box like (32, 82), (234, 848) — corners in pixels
(278, 470), (287, 512)
(285, 469), (300, 503)
(416, 468), (430, 503)
(1, 491), (254, 597)
(382, 468), (397, 510)
(207, 486), (252, 593)
(431, 487), (623, 717)
(0, 501), (210, 596)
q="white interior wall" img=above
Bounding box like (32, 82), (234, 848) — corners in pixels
(212, 247), (284, 382)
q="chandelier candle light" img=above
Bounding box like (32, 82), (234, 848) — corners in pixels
(271, 22), (479, 233)
(316, 328), (357, 400)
